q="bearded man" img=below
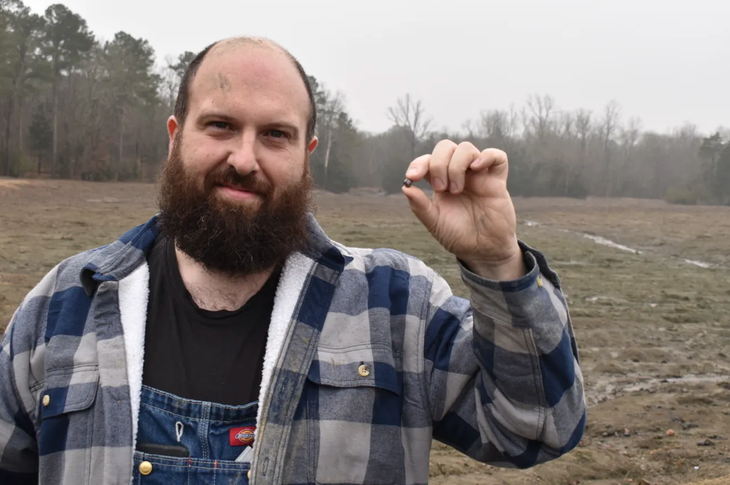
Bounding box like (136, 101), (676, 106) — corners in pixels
(0, 37), (585, 485)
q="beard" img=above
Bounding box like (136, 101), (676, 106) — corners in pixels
(157, 137), (313, 277)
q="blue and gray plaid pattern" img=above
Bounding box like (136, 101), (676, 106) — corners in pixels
(0, 215), (585, 485)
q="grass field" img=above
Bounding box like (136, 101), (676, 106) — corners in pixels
(1, 178), (729, 484)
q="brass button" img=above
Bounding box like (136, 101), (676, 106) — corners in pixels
(247, 470), (251, 480)
(358, 364), (370, 377)
(536, 276), (544, 288)
(42, 394), (50, 407)
(139, 461), (153, 476)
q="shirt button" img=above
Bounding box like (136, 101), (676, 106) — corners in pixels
(358, 364), (370, 377)
(536, 276), (544, 288)
(42, 395), (50, 407)
(247, 470), (251, 480)
(139, 461), (153, 476)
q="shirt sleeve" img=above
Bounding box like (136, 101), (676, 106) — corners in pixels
(0, 305), (40, 485)
(422, 241), (586, 468)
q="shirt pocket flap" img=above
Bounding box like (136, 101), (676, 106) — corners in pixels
(40, 367), (100, 419)
(308, 345), (401, 396)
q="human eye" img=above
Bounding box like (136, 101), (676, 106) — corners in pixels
(209, 121), (231, 130)
(267, 129), (289, 139)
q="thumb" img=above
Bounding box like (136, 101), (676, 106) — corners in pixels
(402, 185), (438, 232)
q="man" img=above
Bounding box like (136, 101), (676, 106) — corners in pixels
(0, 37), (585, 485)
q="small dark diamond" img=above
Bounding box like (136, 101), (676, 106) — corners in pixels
(403, 178), (413, 188)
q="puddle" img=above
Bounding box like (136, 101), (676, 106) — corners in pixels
(684, 259), (716, 269)
(553, 260), (588, 266)
(583, 234), (641, 254)
(586, 373), (730, 406)
(521, 221), (722, 269)
(622, 374), (729, 393)
(585, 295), (627, 305)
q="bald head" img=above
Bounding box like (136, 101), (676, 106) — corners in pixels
(173, 37), (317, 142)
(211, 36), (284, 53)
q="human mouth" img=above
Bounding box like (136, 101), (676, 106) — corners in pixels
(217, 183), (260, 201)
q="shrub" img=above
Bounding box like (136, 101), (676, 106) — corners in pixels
(664, 186), (697, 205)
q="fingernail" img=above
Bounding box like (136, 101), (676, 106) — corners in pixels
(433, 178), (445, 191)
(449, 181), (459, 193)
(406, 168), (417, 176)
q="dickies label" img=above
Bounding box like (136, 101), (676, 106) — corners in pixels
(230, 426), (255, 446)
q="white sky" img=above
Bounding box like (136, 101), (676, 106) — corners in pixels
(24, 0), (730, 135)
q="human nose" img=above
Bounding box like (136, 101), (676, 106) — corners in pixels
(226, 130), (260, 176)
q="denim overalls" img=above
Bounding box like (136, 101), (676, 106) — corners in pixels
(132, 385), (257, 484)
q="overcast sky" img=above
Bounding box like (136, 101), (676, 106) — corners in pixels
(24, 0), (730, 135)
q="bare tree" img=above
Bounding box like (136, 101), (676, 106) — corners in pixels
(525, 94), (556, 140)
(559, 111), (575, 139)
(318, 89), (345, 190)
(480, 110), (508, 146)
(387, 93), (431, 159)
(615, 116), (642, 195)
(158, 56), (180, 112)
(600, 100), (621, 196)
(159, 51), (194, 112)
(620, 117), (642, 155)
(575, 109), (592, 161)
(460, 119), (478, 140)
(568, 109), (592, 193)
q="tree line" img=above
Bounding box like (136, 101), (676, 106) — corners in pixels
(2, 1), (729, 205)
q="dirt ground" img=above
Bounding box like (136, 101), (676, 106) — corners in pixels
(1, 179), (729, 485)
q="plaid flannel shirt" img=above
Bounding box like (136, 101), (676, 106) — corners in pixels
(0, 215), (585, 485)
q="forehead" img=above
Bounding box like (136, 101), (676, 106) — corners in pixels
(188, 44), (310, 123)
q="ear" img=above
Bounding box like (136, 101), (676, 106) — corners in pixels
(307, 136), (318, 154)
(167, 116), (180, 153)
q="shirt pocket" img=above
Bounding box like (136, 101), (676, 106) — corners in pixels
(304, 344), (405, 485)
(38, 366), (100, 481)
(309, 344), (401, 394)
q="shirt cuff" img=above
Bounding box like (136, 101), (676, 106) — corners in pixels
(457, 241), (564, 326)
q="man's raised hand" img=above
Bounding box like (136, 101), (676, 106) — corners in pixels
(402, 140), (526, 281)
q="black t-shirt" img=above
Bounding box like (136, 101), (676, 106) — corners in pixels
(142, 233), (279, 405)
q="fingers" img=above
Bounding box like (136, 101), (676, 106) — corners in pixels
(401, 184), (438, 233)
(404, 143), (509, 195)
(427, 140), (458, 192)
(405, 154), (431, 182)
(472, 148), (509, 180)
(447, 142), (480, 194)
